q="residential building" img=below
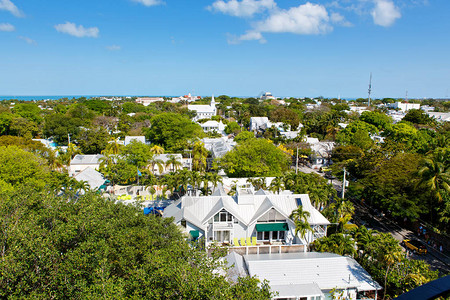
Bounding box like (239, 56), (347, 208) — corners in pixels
(426, 111), (450, 122)
(124, 136), (146, 146)
(306, 138), (334, 169)
(136, 97), (164, 106)
(261, 92), (276, 101)
(69, 154), (104, 176)
(388, 102), (420, 112)
(199, 120), (226, 134)
(163, 184), (330, 254)
(74, 167), (108, 192)
(249, 117), (270, 131)
(188, 95), (217, 121)
(225, 252), (381, 300)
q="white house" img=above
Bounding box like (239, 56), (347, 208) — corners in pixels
(188, 95), (217, 121)
(163, 184), (330, 253)
(124, 136), (146, 146)
(225, 252), (381, 300)
(306, 138), (335, 169)
(69, 154), (104, 176)
(388, 102), (420, 112)
(73, 167), (107, 191)
(136, 97), (164, 106)
(200, 120), (226, 134)
(249, 117), (270, 131)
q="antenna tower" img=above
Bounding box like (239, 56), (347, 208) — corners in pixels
(368, 72), (372, 106)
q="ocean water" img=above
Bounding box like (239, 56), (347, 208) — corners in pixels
(0, 95), (104, 101)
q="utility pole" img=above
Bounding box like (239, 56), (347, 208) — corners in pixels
(68, 133), (71, 145)
(296, 147), (299, 174)
(368, 72), (372, 107)
(342, 167), (347, 199)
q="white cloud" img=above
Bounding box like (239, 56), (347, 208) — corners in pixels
(0, 0), (23, 17)
(255, 2), (332, 35)
(208, 0), (276, 17)
(330, 12), (352, 27)
(227, 31), (267, 44)
(106, 45), (121, 51)
(0, 22), (15, 31)
(54, 22), (99, 38)
(371, 0), (401, 27)
(131, 0), (163, 7)
(18, 36), (36, 45)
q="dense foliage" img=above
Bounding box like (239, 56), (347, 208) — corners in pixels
(218, 138), (291, 177)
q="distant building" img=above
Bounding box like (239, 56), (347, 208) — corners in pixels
(388, 102), (420, 112)
(69, 154), (104, 176)
(124, 136), (146, 146)
(426, 111), (450, 122)
(136, 97), (164, 106)
(260, 92), (276, 101)
(199, 120), (226, 134)
(188, 95), (217, 121)
(171, 93), (201, 103)
(249, 117), (270, 131)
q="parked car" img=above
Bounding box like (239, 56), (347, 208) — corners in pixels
(402, 239), (427, 254)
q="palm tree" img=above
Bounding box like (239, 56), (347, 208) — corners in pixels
(102, 137), (122, 155)
(191, 141), (208, 172)
(165, 155), (182, 172)
(417, 148), (449, 203)
(290, 206), (312, 244)
(150, 145), (165, 155)
(189, 171), (202, 195)
(208, 172), (223, 192)
(269, 176), (284, 194)
(147, 156), (164, 175)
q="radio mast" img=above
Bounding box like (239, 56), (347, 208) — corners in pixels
(368, 72), (372, 106)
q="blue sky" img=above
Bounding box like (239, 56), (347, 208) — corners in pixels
(0, 0), (449, 98)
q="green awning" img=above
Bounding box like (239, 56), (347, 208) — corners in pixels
(189, 230), (200, 239)
(256, 223), (289, 232)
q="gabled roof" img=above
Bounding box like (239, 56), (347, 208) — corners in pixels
(74, 167), (106, 190)
(164, 188), (329, 228)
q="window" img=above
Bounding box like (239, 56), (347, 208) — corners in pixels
(296, 198), (302, 206)
(214, 230), (230, 242)
(257, 231), (285, 241)
(181, 220), (186, 228)
(213, 210), (234, 223)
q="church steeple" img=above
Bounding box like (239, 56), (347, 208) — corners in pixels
(210, 94), (215, 106)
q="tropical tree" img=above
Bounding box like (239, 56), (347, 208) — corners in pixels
(417, 147), (449, 203)
(208, 172), (223, 192)
(102, 137), (123, 155)
(192, 141), (208, 172)
(290, 206), (311, 243)
(147, 156), (165, 175)
(165, 155), (182, 172)
(269, 176), (284, 194)
(150, 144), (165, 155)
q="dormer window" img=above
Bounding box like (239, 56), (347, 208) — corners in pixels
(213, 209), (233, 223)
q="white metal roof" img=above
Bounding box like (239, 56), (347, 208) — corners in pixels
(244, 252), (381, 292)
(70, 154), (103, 165)
(164, 188), (330, 228)
(73, 167), (105, 190)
